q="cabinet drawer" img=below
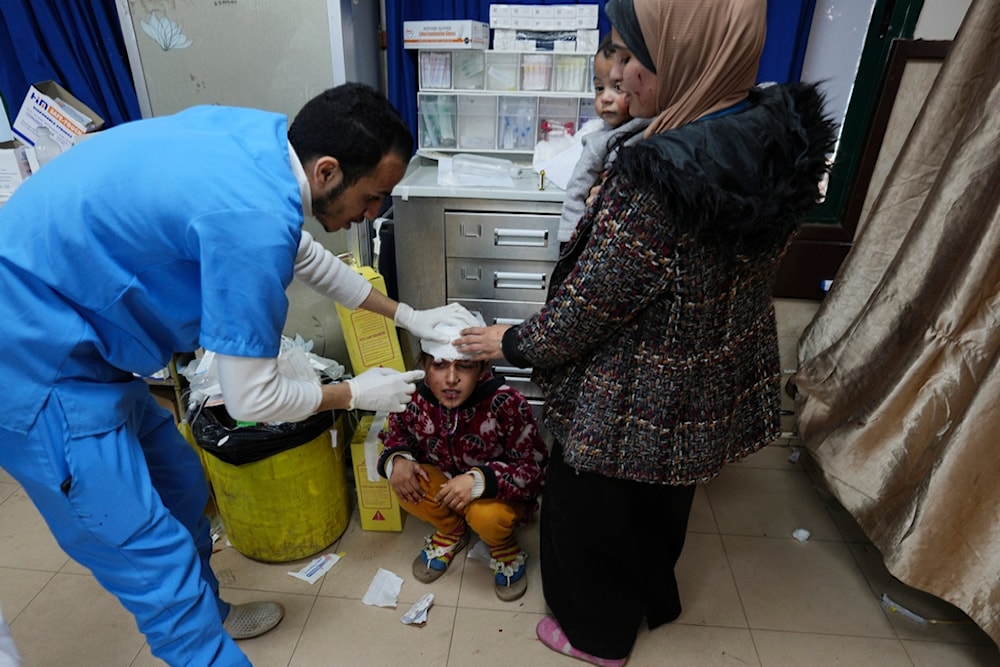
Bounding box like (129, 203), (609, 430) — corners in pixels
(445, 212), (560, 261)
(451, 298), (542, 326)
(497, 370), (544, 400)
(447, 298), (543, 399)
(446, 258), (552, 301)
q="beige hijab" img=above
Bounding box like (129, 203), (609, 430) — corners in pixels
(634, 0), (766, 136)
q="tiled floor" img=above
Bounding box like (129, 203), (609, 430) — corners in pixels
(1, 442), (997, 666)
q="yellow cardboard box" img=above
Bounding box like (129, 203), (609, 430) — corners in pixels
(335, 263), (406, 375)
(350, 415), (406, 531)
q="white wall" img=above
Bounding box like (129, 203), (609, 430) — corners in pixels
(915, 0), (973, 40)
(799, 0), (971, 148)
(777, 0), (973, 384)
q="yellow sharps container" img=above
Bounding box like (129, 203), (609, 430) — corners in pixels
(199, 410), (349, 563)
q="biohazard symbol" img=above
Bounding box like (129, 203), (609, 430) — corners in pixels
(371, 511), (387, 521)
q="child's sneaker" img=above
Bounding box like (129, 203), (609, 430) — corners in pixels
(490, 542), (528, 601)
(412, 527), (470, 583)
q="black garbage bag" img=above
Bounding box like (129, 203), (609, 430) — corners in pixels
(190, 402), (335, 466)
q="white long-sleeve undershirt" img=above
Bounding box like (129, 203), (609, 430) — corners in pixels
(211, 230), (371, 422)
(294, 229), (372, 308)
(215, 353), (321, 423)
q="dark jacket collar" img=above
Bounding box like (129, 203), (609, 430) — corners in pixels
(611, 82), (837, 255)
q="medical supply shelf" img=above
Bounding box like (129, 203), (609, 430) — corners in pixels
(391, 154), (565, 404)
(417, 49), (594, 154)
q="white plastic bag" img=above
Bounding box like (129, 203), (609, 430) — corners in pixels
(0, 606), (22, 667)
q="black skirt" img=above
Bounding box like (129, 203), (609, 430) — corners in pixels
(539, 440), (697, 659)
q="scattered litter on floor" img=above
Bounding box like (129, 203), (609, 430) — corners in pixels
(879, 593), (974, 627)
(792, 528), (811, 542)
(466, 538), (490, 564)
(401, 593), (435, 625)
(287, 552), (343, 584)
(787, 447), (801, 464)
(880, 594), (927, 624)
(363, 567), (403, 607)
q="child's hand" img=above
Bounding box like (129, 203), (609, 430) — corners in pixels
(585, 172), (608, 207)
(435, 474), (474, 512)
(389, 458), (430, 505)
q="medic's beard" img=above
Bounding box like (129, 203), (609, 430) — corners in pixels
(311, 179), (348, 230)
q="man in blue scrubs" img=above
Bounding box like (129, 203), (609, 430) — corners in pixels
(0, 83), (469, 666)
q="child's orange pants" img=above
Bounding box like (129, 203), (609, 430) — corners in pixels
(398, 464), (528, 547)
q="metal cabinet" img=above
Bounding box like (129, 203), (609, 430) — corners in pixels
(391, 156), (564, 401)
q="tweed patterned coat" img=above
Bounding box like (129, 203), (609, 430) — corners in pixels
(502, 83), (836, 485)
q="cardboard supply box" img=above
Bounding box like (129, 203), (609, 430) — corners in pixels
(404, 20), (489, 50)
(335, 264), (406, 375)
(350, 415), (406, 532)
(0, 93), (13, 142)
(12, 81), (105, 152)
(0, 141), (31, 208)
(490, 4), (599, 29)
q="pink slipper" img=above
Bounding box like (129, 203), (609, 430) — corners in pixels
(536, 616), (628, 666)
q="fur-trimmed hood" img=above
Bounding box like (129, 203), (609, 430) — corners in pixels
(611, 82), (837, 255)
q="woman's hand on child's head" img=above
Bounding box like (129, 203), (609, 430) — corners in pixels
(453, 324), (511, 361)
(389, 458), (430, 505)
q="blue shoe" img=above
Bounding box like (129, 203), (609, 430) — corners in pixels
(491, 549), (527, 601)
(412, 529), (470, 583)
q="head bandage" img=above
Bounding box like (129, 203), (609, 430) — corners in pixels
(420, 310), (486, 361)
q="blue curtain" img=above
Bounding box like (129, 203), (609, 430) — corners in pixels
(384, 0), (816, 144)
(0, 0), (140, 129)
(759, 0), (817, 85)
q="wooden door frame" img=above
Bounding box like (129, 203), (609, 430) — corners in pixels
(774, 0), (938, 299)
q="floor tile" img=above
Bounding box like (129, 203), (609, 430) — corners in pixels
(7, 572), (144, 666)
(321, 511), (466, 607)
(456, 520), (547, 614)
(724, 534), (896, 637)
(706, 467), (842, 541)
(732, 444), (802, 470)
(211, 541), (335, 597)
(0, 483), (17, 504)
(775, 299), (820, 341)
(0, 490), (69, 571)
(289, 595), (456, 667)
(817, 490), (872, 544)
(675, 532), (747, 628)
(2, 420), (998, 665)
(0, 567), (53, 619)
(752, 629), (912, 666)
(628, 623), (760, 666)
(448, 608), (548, 666)
(902, 638), (1000, 666)
(687, 483), (718, 534)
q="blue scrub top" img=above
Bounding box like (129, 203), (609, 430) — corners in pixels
(0, 106), (304, 435)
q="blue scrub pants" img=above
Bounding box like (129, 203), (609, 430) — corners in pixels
(0, 391), (251, 666)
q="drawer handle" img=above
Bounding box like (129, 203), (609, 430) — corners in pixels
(494, 317), (523, 325)
(494, 228), (549, 247)
(459, 222), (483, 238)
(493, 365), (534, 375)
(460, 266), (484, 281)
(494, 271), (546, 290)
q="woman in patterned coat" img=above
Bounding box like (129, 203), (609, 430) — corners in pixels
(455, 0), (837, 663)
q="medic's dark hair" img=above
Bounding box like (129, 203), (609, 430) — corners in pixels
(288, 82), (413, 186)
